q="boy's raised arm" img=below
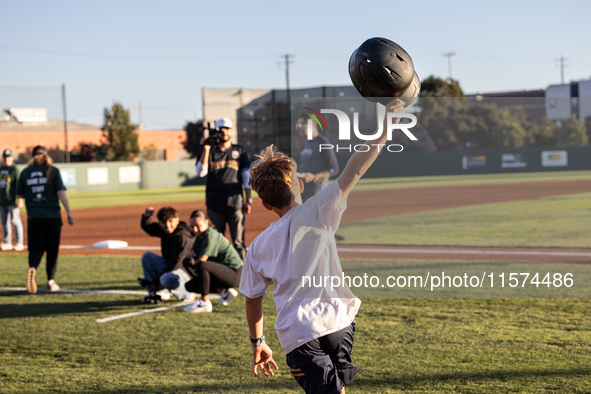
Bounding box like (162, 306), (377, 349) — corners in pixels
(337, 99), (406, 200)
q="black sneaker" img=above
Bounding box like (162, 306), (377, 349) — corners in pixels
(141, 294), (162, 304)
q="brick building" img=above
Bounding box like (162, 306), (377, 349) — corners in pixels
(0, 108), (188, 162)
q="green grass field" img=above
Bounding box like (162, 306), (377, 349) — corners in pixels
(2, 171), (591, 392)
(1, 255), (591, 393)
(338, 192), (591, 248)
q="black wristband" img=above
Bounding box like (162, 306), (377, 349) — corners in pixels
(250, 334), (265, 347)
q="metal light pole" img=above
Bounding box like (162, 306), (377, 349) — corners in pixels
(62, 83), (70, 163)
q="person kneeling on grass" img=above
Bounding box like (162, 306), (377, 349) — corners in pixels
(239, 99), (405, 394)
(139, 206), (195, 304)
(183, 210), (243, 313)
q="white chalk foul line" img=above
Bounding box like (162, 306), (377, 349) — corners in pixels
(337, 247), (591, 257)
(0, 286), (222, 323)
(96, 294), (221, 323)
(96, 301), (190, 323)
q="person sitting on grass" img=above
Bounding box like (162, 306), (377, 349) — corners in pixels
(183, 210), (243, 313)
(239, 99), (405, 394)
(139, 206), (195, 304)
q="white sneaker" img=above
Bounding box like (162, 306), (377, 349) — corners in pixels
(46, 281), (60, 292)
(155, 288), (171, 301)
(182, 292), (197, 302)
(1, 243), (13, 251)
(217, 288), (238, 306)
(183, 299), (212, 313)
(14, 244), (25, 251)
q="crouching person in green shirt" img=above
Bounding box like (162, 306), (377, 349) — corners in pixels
(183, 210), (243, 313)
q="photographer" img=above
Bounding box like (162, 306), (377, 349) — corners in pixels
(195, 118), (251, 260)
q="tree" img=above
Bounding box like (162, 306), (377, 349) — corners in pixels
(183, 120), (206, 159)
(585, 115), (591, 143)
(512, 107), (539, 146)
(417, 76), (468, 150)
(531, 117), (558, 147)
(560, 116), (588, 146)
(96, 102), (140, 161)
(420, 76), (466, 98)
(72, 142), (97, 162)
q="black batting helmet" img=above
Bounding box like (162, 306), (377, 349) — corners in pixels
(349, 37), (420, 105)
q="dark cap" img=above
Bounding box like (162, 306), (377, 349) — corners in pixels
(32, 145), (47, 156)
(2, 149), (13, 157)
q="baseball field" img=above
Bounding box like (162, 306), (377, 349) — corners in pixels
(1, 170), (591, 393)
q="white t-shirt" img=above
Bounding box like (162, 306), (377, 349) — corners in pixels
(239, 180), (361, 354)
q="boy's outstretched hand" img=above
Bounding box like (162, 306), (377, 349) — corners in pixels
(252, 342), (279, 377)
(385, 98), (406, 126)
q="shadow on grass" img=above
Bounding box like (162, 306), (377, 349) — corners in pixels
(65, 380), (300, 394)
(57, 281), (140, 289)
(351, 367), (591, 389)
(0, 298), (143, 319)
(46, 366), (591, 393)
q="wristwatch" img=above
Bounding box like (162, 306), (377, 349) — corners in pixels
(250, 334), (265, 347)
(247, 198), (253, 204)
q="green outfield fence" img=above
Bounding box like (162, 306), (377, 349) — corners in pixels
(337, 146), (591, 179)
(14, 146), (590, 194)
(15, 159), (204, 194)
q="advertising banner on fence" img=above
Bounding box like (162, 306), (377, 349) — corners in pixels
(542, 150), (568, 167)
(60, 168), (77, 186)
(462, 155), (487, 170)
(501, 153), (527, 168)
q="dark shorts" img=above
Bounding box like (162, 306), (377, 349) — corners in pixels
(286, 321), (358, 394)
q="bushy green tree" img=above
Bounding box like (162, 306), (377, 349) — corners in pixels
(531, 117), (558, 147)
(96, 102), (140, 161)
(460, 103), (525, 149)
(560, 116), (588, 146)
(417, 76), (468, 150)
(420, 76), (465, 98)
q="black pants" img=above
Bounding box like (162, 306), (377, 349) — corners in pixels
(27, 218), (62, 281)
(207, 208), (246, 260)
(185, 259), (242, 297)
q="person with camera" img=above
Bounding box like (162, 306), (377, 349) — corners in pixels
(195, 117), (251, 260)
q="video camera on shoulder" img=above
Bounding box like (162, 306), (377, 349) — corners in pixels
(202, 122), (220, 146)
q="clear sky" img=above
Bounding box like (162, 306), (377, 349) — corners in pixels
(1, 0), (589, 130)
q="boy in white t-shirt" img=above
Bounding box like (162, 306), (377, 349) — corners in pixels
(239, 99), (405, 394)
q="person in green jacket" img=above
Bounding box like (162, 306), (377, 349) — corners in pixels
(183, 210), (243, 313)
(0, 149), (24, 251)
(16, 146), (75, 294)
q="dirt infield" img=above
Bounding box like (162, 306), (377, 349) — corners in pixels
(4, 179), (590, 262)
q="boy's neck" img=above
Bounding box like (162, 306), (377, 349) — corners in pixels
(273, 200), (300, 218)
